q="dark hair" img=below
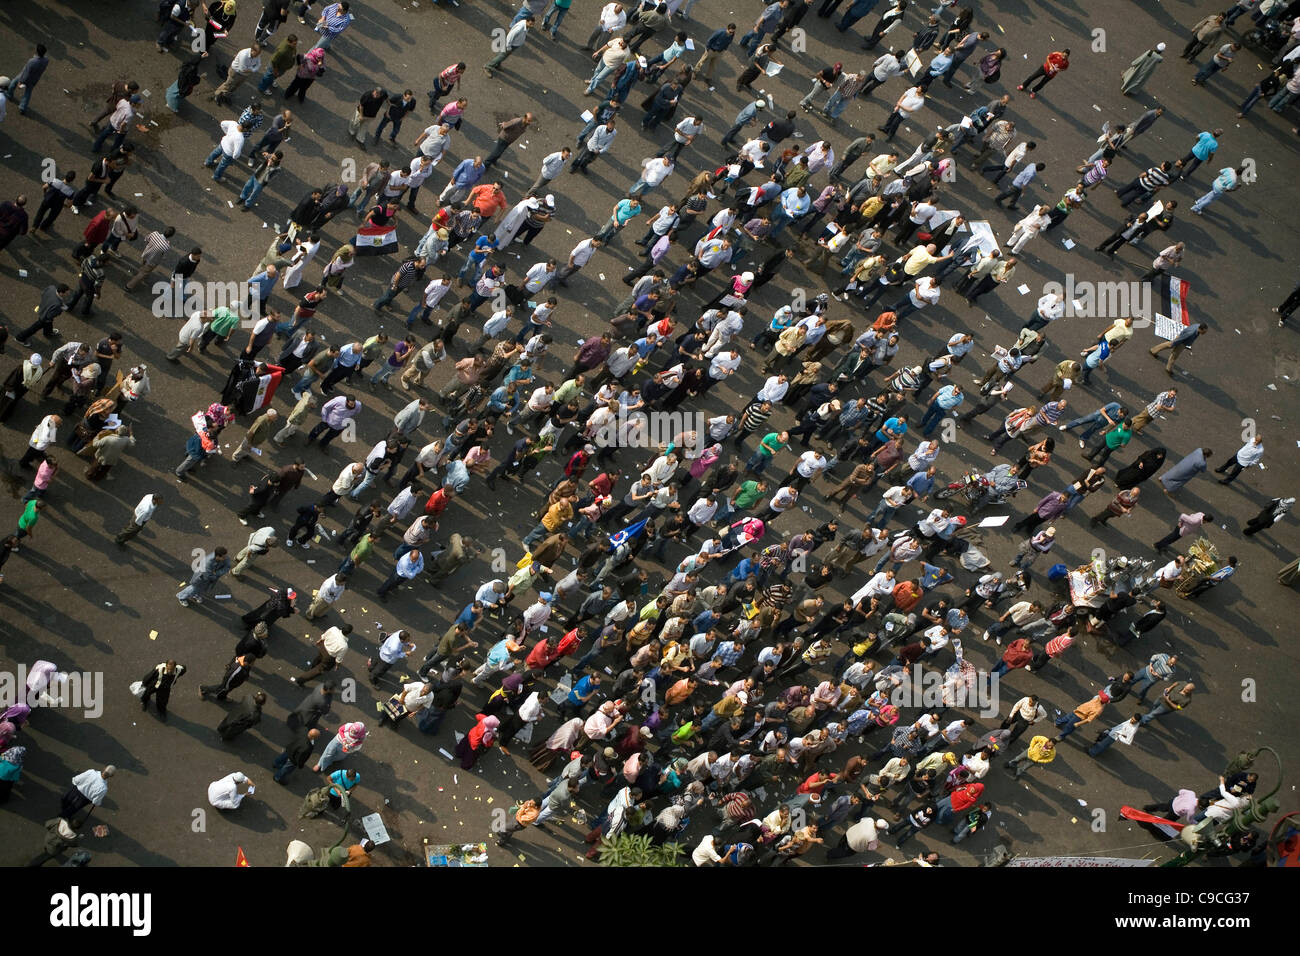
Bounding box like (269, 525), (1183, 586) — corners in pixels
(163, 226), (176, 238)
(36, 44), (47, 56)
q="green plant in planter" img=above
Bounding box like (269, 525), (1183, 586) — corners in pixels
(597, 833), (685, 866)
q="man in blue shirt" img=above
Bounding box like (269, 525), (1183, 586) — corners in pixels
(871, 414), (908, 451)
(920, 384), (964, 435)
(698, 23), (737, 89)
(561, 673), (601, 719)
(1060, 400), (1126, 445)
(907, 465), (937, 501)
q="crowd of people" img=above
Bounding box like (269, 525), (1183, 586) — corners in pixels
(0, 0), (1296, 867)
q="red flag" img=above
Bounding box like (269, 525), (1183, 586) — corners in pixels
(236, 846), (250, 867)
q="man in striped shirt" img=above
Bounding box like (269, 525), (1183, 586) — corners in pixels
(314, 2), (354, 50)
(125, 226), (176, 291)
(1116, 161), (1173, 207)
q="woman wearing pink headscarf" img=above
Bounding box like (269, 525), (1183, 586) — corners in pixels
(285, 46), (327, 104)
(314, 721), (365, 773)
(0, 704), (32, 731)
(456, 713), (499, 769)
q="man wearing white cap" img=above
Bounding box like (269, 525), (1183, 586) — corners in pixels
(1121, 43), (1165, 95)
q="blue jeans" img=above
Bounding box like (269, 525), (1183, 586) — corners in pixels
(869, 502), (897, 526)
(1087, 734), (1117, 757)
(257, 65), (279, 93)
(1191, 186), (1223, 214)
(541, 1), (568, 33)
(165, 81), (183, 112)
(1239, 86), (1265, 115)
(745, 451), (770, 474)
(919, 400), (947, 435)
(1194, 61), (1223, 84)
(1054, 713), (1083, 738)
(1062, 412), (1107, 441)
(205, 146), (237, 181)
(315, 31), (339, 50)
(769, 209), (797, 237)
(273, 751), (297, 782)
(291, 369), (316, 396)
(93, 126), (127, 154)
(825, 89), (850, 119)
(239, 175), (266, 208)
(374, 114), (404, 142)
(587, 63), (615, 94)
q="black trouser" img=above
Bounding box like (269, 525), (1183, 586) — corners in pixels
(307, 422), (344, 447)
(32, 195), (66, 231)
(140, 683), (171, 716)
(1021, 66), (1054, 93)
(1214, 456), (1244, 483)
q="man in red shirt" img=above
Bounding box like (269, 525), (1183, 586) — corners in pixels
(424, 486), (456, 517)
(468, 182), (508, 223)
(1019, 49), (1069, 98)
(891, 578), (923, 613)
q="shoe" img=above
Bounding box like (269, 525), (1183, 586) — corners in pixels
(239, 517), (249, 525)
(1029, 92), (1036, 98)
(286, 540), (296, 548)
(301, 542), (311, 550)
(178, 599), (190, 608)
(1017, 85), (1024, 90)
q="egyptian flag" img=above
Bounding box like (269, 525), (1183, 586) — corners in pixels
(235, 846), (250, 867)
(354, 222), (399, 256)
(1156, 275), (1192, 331)
(608, 518), (649, 552)
(247, 363), (285, 413)
(1120, 805), (1185, 840)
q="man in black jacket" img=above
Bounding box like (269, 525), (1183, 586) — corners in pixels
(217, 691), (267, 741)
(273, 726), (321, 782)
(373, 89), (417, 146)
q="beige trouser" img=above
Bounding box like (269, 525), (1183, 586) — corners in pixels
(1148, 340), (1185, 372)
(304, 595), (330, 619)
(213, 70), (253, 99)
(349, 108), (374, 145)
(1130, 410), (1154, 433)
(697, 50), (720, 80)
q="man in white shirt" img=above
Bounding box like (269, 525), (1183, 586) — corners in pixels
(369, 629), (418, 684)
(1025, 291), (1065, 332)
(756, 374), (789, 403)
(556, 236), (602, 285)
(585, 2), (628, 50)
(306, 571), (349, 620)
(204, 118), (251, 182)
(413, 122), (453, 162)
(114, 493), (160, 546)
(212, 43), (264, 105)
(891, 275), (940, 320)
(783, 449), (828, 490)
(530, 147), (572, 196)
(630, 156), (675, 198)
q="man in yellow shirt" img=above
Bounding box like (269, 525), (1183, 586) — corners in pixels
(1005, 734), (1056, 779)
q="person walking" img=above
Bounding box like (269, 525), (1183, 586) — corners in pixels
(1005, 734), (1056, 779)
(1130, 652), (1178, 702)
(273, 727), (321, 783)
(216, 692), (268, 742)
(1087, 714), (1142, 758)
(1244, 497), (1294, 536)
(1139, 682), (1194, 726)
(59, 767), (115, 825)
(1018, 48), (1069, 98)
(1214, 436), (1265, 485)
(114, 493), (160, 547)
(1120, 43), (1164, 95)
(177, 548), (231, 607)
(1148, 323), (1207, 375)
(138, 660), (185, 719)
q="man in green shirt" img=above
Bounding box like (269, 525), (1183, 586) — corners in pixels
(1084, 418), (1133, 466)
(732, 479), (769, 511)
(16, 499), (44, 541)
(340, 531), (376, 576)
(745, 430), (788, 476)
(198, 306), (242, 352)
